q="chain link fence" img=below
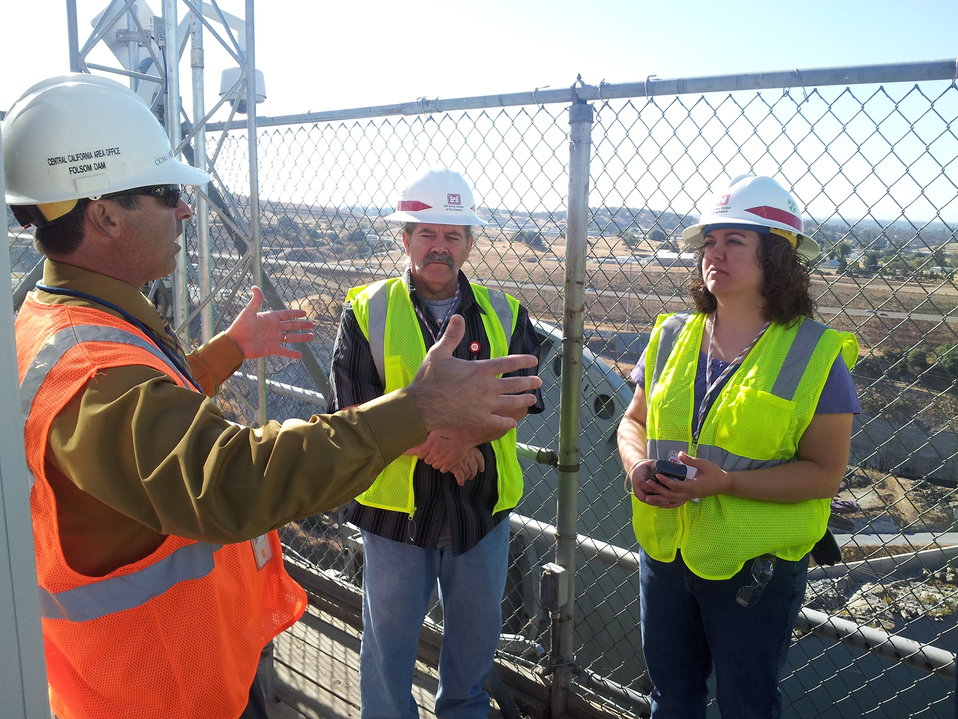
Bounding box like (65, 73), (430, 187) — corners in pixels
(9, 60), (958, 717)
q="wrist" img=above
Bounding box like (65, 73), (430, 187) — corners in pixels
(625, 459), (645, 496)
(719, 469), (735, 496)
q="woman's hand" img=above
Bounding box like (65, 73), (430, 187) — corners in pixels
(632, 452), (728, 508)
(626, 458), (656, 500)
(629, 458), (691, 508)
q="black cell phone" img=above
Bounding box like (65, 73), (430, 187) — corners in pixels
(653, 459), (691, 481)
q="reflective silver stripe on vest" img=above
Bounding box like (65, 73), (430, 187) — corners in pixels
(648, 438), (783, 472)
(38, 541), (221, 622)
(18, 325), (191, 490)
(20, 325), (190, 419)
(366, 282), (390, 385)
(771, 319), (826, 400)
(484, 288), (513, 339)
(650, 312), (693, 388)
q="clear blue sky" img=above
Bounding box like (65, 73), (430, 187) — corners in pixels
(1, 0), (956, 115)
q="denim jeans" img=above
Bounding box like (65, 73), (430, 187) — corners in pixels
(639, 548), (808, 718)
(359, 519), (510, 719)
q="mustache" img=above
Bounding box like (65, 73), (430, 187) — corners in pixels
(423, 252), (454, 267)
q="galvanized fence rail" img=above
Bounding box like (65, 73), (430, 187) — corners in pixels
(9, 59), (958, 718)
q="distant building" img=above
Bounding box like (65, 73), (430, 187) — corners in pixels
(653, 249), (697, 268)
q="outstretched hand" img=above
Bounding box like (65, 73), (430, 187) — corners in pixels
(408, 314), (541, 446)
(226, 286), (316, 360)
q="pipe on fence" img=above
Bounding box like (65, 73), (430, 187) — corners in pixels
(576, 668), (651, 717)
(239, 0), (269, 425)
(509, 514), (640, 575)
(512, 511), (958, 682)
(162, 0), (187, 335)
(549, 98), (595, 719)
(233, 372), (326, 406)
(796, 608), (956, 679)
(516, 442), (558, 469)
(207, 60), (958, 130)
(190, 12), (213, 343)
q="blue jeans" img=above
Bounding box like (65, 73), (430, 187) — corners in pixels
(359, 519), (510, 719)
(639, 548), (808, 718)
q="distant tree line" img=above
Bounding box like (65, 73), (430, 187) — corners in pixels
(269, 215), (392, 259)
(857, 344), (958, 394)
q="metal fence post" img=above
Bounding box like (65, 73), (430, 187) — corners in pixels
(161, 0), (188, 338)
(0, 105), (50, 719)
(190, 11), (213, 344)
(549, 98), (595, 719)
(239, 0), (270, 424)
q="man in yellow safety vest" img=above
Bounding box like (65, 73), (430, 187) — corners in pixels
(328, 167), (544, 719)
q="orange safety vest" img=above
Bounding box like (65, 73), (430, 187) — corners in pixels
(16, 295), (306, 719)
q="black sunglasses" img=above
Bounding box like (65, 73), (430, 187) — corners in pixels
(100, 184), (183, 208)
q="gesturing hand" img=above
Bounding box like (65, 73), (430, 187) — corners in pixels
(409, 314), (541, 445)
(226, 286), (316, 360)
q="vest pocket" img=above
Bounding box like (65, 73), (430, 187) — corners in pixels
(712, 387), (794, 460)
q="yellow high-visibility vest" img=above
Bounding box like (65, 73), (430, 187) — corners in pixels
(635, 311), (858, 579)
(348, 277), (523, 517)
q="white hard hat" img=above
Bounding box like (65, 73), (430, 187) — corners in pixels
(3, 73), (209, 223)
(682, 174), (819, 260)
(383, 168), (487, 226)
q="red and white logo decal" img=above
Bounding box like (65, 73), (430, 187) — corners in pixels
(717, 194), (731, 207)
(469, 340), (481, 354)
(447, 193), (462, 206)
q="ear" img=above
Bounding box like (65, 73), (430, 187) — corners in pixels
(84, 199), (126, 239)
(402, 229), (412, 254)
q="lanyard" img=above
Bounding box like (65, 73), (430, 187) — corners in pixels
(692, 313), (770, 445)
(413, 284), (461, 345)
(35, 283), (204, 393)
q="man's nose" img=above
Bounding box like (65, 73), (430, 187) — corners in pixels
(175, 198), (193, 220)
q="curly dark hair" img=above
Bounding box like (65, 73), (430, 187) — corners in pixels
(687, 233), (814, 325)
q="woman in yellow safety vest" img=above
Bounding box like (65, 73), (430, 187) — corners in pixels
(617, 174), (860, 718)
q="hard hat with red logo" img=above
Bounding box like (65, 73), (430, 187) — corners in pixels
(3, 73), (209, 227)
(383, 168), (487, 226)
(682, 174), (819, 260)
